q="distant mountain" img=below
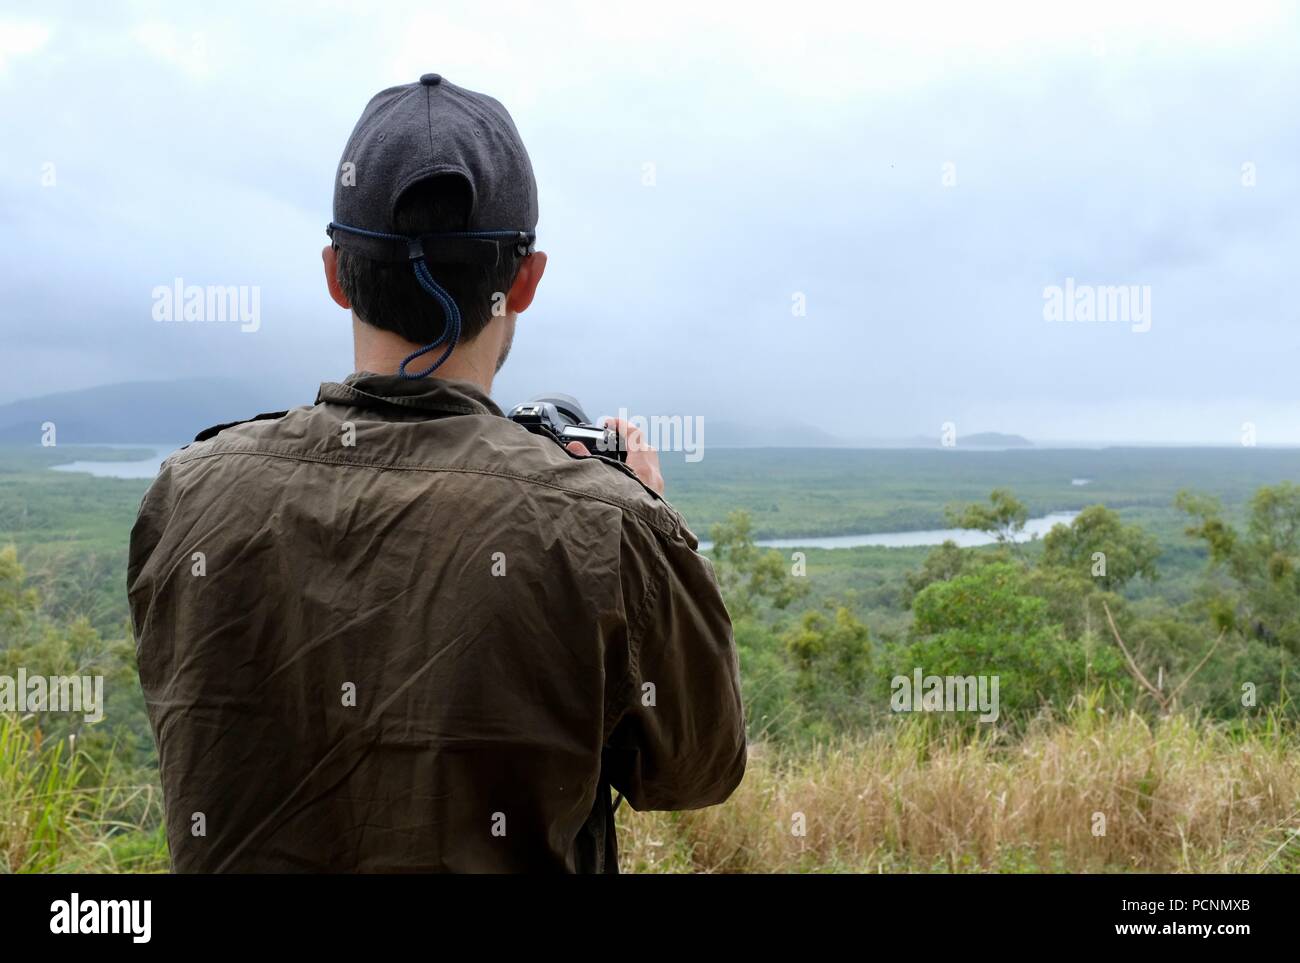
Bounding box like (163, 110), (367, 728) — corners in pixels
(0, 379), (302, 444)
(0, 378), (1031, 451)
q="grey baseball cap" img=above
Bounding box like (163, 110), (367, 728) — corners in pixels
(326, 74), (538, 378)
(328, 73), (538, 267)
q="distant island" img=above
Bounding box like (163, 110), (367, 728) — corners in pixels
(960, 432), (1033, 449)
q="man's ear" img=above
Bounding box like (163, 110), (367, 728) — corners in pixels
(505, 251), (547, 315)
(322, 245), (351, 310)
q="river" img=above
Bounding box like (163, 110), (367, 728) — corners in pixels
(697, 512), (1078, 551)
(49, 444), (181, 479)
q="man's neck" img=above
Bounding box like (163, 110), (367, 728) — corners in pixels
(352, 316), (498, 394)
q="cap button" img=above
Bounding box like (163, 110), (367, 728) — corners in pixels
(419, 73), (442, 86)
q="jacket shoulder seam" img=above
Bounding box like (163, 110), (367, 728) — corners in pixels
(170, 444), (681, 537)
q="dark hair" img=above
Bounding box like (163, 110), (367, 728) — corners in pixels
(336, 175), (522, 344)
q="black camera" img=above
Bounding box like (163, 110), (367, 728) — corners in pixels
(507, 394), (626, 462)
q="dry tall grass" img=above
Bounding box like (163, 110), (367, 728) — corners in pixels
(619, 708), (1300, 873)
(7, 708), (1298, 874)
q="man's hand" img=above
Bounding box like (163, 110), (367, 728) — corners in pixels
(565, 416), (665, 496)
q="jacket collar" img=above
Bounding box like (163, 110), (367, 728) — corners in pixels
(316, 371), (504, 418)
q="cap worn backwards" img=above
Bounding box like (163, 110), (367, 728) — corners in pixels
(328, 75), (538, 378)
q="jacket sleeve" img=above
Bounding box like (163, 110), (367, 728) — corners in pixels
(603, 513), (747, 812)
(126, 464), (174, 648)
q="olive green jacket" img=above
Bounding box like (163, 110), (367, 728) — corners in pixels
(128, 372), (745, 873)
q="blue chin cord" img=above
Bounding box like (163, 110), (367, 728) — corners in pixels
(327, 221), (534, 380)
(400, 258), (461, 379)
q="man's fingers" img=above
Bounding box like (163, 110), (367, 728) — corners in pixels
(565, 441), (591, 457)
(602, 417), (651, 452)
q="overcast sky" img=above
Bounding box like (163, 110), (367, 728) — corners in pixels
(2, 1), (1298, 443)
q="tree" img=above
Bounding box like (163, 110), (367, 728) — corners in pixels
(708, 511), (809, 620)
(902, 539), (967, 606)
(781, 604), (873, 737)
(1041, 505), (1160, 592)
(1177, 483), (1300, 653)
(0, 546), (38, 632)
(882, 562), (1128, 724)
(912, 561), (1049, 637)
(785, 605), (872, 685)
(0, 546), (143, 752)
(945, 489), (1029, 549)
(1101, 601), (1222, 716)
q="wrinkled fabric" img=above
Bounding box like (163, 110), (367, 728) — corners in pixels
(128, 372), (746, 873)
